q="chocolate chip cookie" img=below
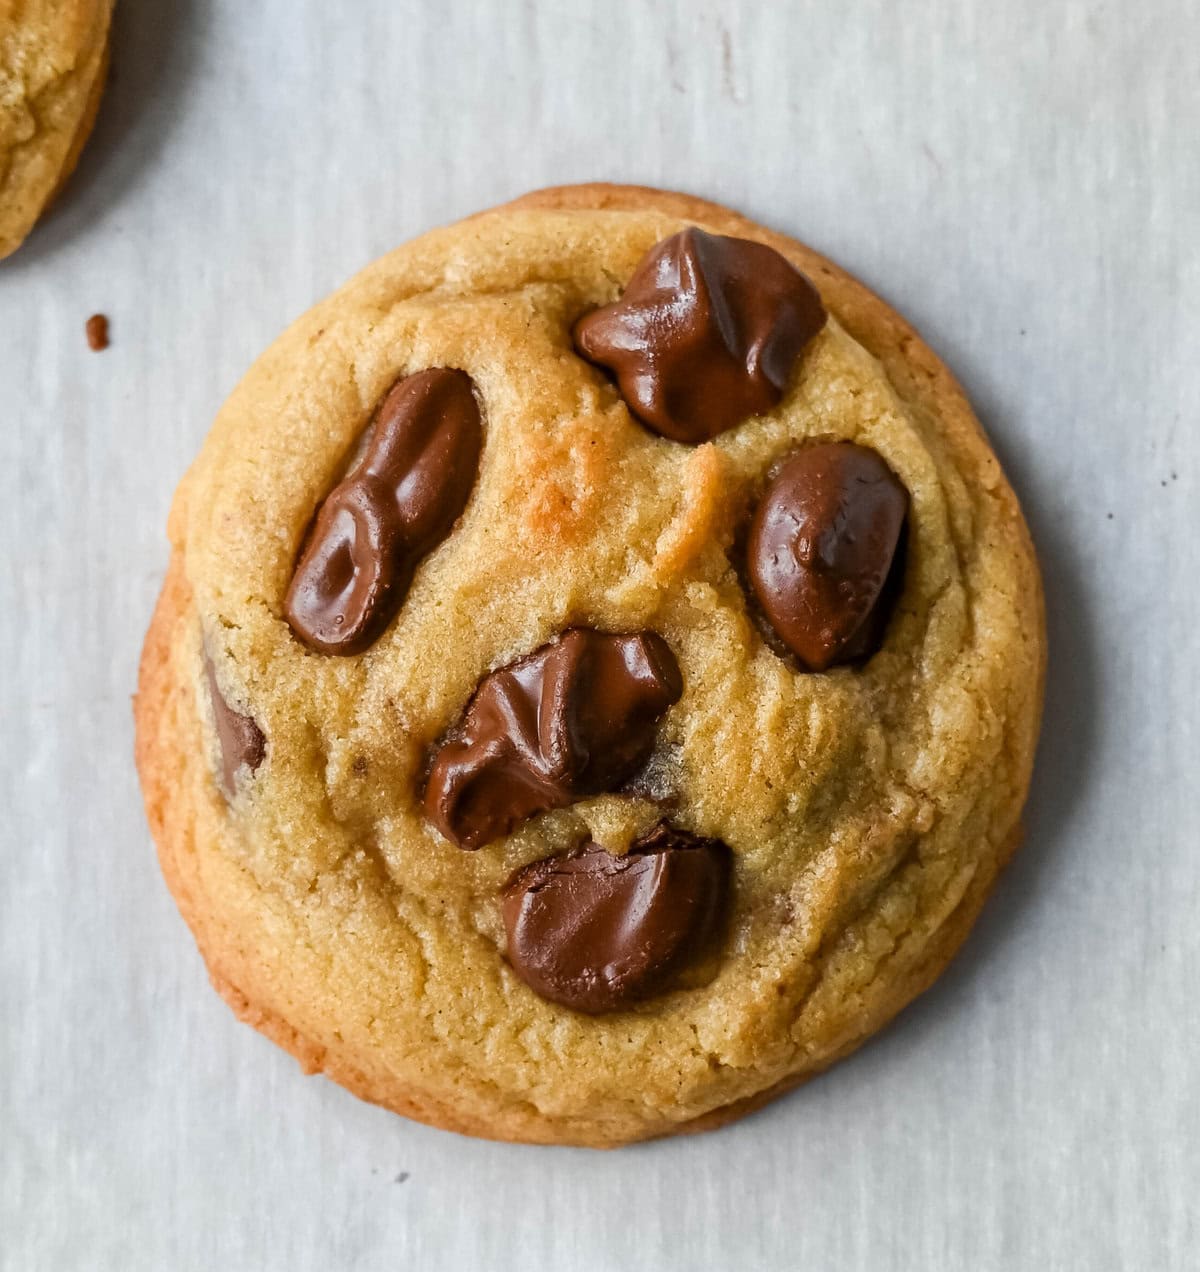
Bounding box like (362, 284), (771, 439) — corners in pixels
(0, 0), (113, 259)
(134, 184), (1045, 1147)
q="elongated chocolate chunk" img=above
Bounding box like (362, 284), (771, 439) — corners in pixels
(748, 442), (908, 670)
(285, 368), (482, 654)
(573, 228), (826, 444)
(502, 823), (731, 1014)
(424, 629), (682, 850)
(203, 654), (265, 798)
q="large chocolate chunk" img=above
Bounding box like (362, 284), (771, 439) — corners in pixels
(285, 368), (482, 654)
(747, 442), (908, 671)
(573, 228), (826, 444)
(203, 654), (266, 799)
(502, 823), (731, 1013)
(424, 630), (682, 850)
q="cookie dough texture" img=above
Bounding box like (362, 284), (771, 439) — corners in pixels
(135, 185), (1045, 1147)
(0, 0), (112, 259)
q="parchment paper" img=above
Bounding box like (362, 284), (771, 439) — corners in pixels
(2, 2), (1197, 1268)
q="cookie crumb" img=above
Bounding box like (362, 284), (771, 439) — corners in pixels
(86, 314), (109, 351)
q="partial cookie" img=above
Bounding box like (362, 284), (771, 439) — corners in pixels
(0, 0), (113, 259)
(135, 184), (1045, 1147)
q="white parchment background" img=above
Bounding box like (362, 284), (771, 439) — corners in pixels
(2, 2), (1197, 1268)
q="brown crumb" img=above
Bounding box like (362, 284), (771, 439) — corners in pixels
(86, 314), (109, 351)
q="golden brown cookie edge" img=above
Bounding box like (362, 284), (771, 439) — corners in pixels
(0, 0), (114, 259)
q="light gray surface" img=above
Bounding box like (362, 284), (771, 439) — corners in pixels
(2, 1), (1197, 1268)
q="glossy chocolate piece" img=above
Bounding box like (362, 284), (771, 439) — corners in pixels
(203, 654), (266, 798)
(424, 629), (682, 850)
(747, 442), (908, 671)
(285, 368), (482, 654)
(573, 228), (826, 443)
(502, 823), (731, 1013)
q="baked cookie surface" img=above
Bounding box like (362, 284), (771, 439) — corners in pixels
(0, 0), (112, 259)
(135, 184), (1045, 1147)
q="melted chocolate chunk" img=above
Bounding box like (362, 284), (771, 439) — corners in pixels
(285, 368), (482, 654)
(424, 630), (682, 850)
(203, 654), (265, 798)
(573, 228), (826, 443)
(502, 823), (731, 1013)
(747, 442), (908, 670)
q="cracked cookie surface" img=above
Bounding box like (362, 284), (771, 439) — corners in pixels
(135, 184), (1045, 1147)
(0, 0), (113, 258)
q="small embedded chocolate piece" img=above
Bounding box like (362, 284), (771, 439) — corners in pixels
(573, 228), (826, 444)
(85, 313), (109, 351)
(424, 630), (682, 850)
(203, 654), (266, 798)
(285, 368), (482, 654)
(747, 442), (908, 671)
(501, 823), (731, 1014)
